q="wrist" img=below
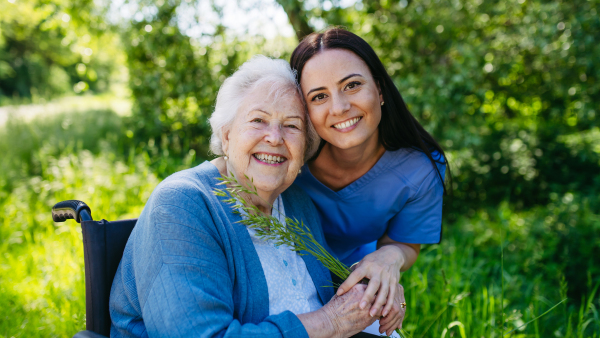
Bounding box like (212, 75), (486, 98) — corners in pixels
(381, 244), (406, 270)
(320, 303), (341, 338)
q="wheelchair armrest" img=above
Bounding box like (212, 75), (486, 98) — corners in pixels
(73, 330), (108, 338)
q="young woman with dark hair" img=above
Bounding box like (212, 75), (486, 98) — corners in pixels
(291, 27), (450, 336)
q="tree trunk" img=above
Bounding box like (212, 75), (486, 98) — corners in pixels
(275, 0), (314, 41)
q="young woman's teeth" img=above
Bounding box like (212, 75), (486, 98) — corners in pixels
(333, 117), (360, 129)
(254, 153), (286, 164)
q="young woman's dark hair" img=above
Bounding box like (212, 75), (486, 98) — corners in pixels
(290, 27), (451, 195)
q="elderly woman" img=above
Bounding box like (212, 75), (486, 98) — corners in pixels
(109, 56), (387, 338)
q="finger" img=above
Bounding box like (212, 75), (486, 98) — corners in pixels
(370, 277), (389, 317)
(337, 268), (367, 296)
(379, 314), (393, 330)
(383, 312), (402, 336)
(361, 276), (381, 312)
(379, 314), (398, 336)
(398, 284), (406, 303)
(382, 278), (396, 317)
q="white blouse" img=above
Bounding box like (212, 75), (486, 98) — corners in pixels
(242, 195), (323, 316)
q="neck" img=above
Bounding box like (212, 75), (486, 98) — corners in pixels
(243, 190), (278, 216)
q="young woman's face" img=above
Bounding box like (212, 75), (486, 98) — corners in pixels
(300, 49), (383, 150)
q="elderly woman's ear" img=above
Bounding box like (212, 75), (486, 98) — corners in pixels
(221, 126), (231, 158)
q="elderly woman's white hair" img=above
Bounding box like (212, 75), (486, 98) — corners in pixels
(209, 55), (320, 161)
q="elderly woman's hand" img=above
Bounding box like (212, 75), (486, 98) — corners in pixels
(298, 284), (376, 338)
(378, 283), (406, 336)
(322, 284), (377, 338)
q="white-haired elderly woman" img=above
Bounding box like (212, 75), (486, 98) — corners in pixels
(109, 56), (381, 338)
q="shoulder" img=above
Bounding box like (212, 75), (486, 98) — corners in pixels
(145, 162), (222, 220)
(282, 184), (320, 222)
(151, 162), (219, 202)
(385, 148), (446, 191)
(282, 183), (313, 204)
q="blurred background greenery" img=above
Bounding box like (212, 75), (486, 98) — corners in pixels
(0, 0), (598, 336)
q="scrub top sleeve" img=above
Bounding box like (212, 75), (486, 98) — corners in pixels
(386, 166), (445, 244)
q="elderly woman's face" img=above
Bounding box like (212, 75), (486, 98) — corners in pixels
(222, 82), (306, 196)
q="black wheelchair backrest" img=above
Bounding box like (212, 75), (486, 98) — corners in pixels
(53, 200), (137, 337)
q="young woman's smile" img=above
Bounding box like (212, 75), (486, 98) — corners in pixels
(300, 49), (383, 150)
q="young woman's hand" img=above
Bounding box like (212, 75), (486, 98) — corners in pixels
(336, 235), (419, 319)
(337, 245), (403, 318)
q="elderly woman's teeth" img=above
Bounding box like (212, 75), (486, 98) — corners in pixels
(254, 153), (286, 164)
(333, 117), (361, 129)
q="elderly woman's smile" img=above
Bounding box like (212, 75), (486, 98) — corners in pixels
(253, 153), (287, 165)
(221, 81), (307, 209)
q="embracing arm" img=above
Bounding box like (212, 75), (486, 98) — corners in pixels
(335, 166), (444, 334)
(376, 234), (421, 272)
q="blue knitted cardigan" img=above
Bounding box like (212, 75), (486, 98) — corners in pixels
(109, 161), (334, 338)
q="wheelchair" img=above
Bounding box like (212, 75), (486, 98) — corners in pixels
(52, 200), (379, 338)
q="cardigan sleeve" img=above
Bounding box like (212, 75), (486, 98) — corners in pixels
(132, 186), (310, 338)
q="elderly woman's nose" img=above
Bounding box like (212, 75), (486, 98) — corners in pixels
(330, 93), (351, 116)
(263, 123), (284, 145)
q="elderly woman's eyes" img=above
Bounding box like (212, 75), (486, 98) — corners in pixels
(286, 124), (301, 130)
(251, 118), (263, 123)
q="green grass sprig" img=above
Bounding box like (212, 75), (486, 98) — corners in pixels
(214, 172), (351, 281)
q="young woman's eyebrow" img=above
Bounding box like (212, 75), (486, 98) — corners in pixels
(306, 86), (326, 96)
(306, 73), (364, 96)
(337, 73), (363, 84)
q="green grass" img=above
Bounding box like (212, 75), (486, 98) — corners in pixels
(0, 101), (598, 337)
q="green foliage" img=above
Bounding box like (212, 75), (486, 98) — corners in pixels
(0, 0), (122, 103)
(0, 107), (160, 337)
(122, 0), (298, 162)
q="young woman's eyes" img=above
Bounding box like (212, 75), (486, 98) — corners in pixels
(311, 93), (327, 102)
(345, 81), (362, 90)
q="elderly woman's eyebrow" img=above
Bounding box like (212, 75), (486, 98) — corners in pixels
(249, 109), (303, 120)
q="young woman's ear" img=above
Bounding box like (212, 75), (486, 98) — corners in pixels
(377, 81), (383, 104)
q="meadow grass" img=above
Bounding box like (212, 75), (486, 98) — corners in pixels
(0, 105), (598, 337)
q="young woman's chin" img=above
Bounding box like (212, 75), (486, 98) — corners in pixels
(323, 127), (379, 151)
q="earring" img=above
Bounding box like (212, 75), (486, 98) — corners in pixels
(380, 101), (385, 106)
(224, 155), (228, 161)
(298, 168), (302, 174)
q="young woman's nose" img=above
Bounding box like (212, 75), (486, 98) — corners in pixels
(264, 123), (284, 145)
(330, 92), (351, 116)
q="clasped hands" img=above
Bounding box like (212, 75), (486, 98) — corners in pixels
(334, 245), (407, 336)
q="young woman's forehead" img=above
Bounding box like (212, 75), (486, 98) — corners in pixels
(301, 49), (373, 83)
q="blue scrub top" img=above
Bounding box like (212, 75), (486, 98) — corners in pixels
(294, 148), (446, 266)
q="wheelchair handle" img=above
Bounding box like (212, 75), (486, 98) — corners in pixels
(52, 200), (93, 223)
